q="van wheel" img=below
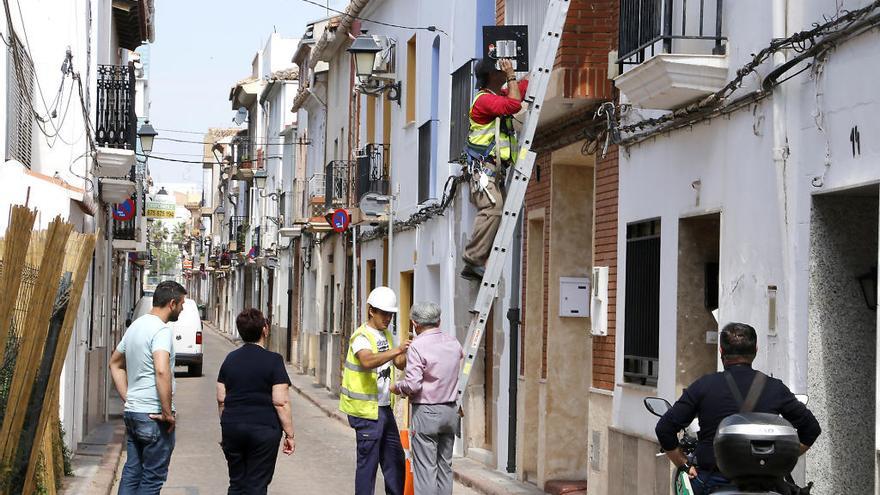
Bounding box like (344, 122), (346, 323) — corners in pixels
(189, 364), (202, 377)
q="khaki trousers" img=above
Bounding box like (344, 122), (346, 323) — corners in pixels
(463, 162), (504, 267)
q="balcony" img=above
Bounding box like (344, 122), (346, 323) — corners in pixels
(614, 0), (728, 110)
(356, 144), (390, 201)
(228, 215), (248, 252)
(94, 64), (137, 178)
(230, 137), (262, 181)
(325, 160), (352, 209)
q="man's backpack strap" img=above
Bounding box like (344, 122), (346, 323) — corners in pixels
(742, 372), (767, 413)
(724, 370), (768, 413)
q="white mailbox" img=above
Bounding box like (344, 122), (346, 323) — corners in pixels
(559, 277), (590, 318)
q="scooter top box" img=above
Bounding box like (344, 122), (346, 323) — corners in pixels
(714, 412), (800, 482)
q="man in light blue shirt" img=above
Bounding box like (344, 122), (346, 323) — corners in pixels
(110, 280), (186, 495)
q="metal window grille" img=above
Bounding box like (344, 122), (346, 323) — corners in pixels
(6, 35), (34, 166)
(449, 60), (476, 162)
(618, 0), (725, 65)
(418, 121), (433, 203)
(324, 160), (352, 208)
(355, 143), (390, 201)
(623, 219), (661, 386)
(95, 64), (137, 149)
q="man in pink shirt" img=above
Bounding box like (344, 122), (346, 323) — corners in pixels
(390, 302), (463, 495)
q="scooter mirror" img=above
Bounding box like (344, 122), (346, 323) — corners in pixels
(644, 397), (672, 417)
(794, 394), (809, 405)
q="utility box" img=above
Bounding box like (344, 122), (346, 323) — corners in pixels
(482, 25), (530, 71)
(559, 277), (590, 318)
(591, 267), (609, 336)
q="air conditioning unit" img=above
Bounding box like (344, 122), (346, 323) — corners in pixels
(372, 36), (397, 79)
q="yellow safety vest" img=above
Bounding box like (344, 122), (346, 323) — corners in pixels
(467, 90), (518, 162)
(339, 323), (397, 420)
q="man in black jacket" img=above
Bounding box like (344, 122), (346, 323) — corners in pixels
(655, 322), (821, 494)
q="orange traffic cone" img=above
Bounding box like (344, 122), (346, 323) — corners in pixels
(400, 428), (415, 495)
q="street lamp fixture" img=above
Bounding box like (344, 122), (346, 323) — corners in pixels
(137, 120), (159, 156)
(253, 170), (279, 200)
(348, 32), (401, 105)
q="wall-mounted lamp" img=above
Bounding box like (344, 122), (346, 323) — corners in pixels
(348, 32), (401, 105)
(253, 170), (279, 200)
(137, 120), (158, 156)
(857, 266), (877, 310)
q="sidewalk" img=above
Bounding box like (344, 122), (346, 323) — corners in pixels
(203, 322), (546, 495)
(60, 419), (125, 495)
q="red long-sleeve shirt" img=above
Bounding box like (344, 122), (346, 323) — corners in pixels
(470, 79), (529, 125)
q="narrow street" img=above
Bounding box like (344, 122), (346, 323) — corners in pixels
(112, 328), (480, 494)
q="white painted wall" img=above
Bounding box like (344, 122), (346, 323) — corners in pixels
(613, 0), (880, 451)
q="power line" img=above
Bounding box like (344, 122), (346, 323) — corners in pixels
(137, 153), (285, 164)
(294, 0), (448, 36)
(156, 136), (309, 146)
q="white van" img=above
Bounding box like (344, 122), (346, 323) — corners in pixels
(129, 296), (204, 376)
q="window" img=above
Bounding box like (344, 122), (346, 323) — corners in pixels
(6, 34), (34, 166)
(406, 35), (416, 123)
(365, 95), (376, 144)
(417, 121), (434, 203)
(449, 60), (476, 161)
(623, 219), (661, 386)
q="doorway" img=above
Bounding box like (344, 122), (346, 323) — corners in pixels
(676, 214), (721, 393)
(518, 214), (544, 483)
(807, 186), (878, 494)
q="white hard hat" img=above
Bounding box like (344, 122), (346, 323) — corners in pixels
(367, 286), (398, 313)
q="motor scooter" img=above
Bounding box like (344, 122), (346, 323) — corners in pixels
(644, 397), (813, 495)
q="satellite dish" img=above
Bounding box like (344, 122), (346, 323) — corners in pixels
(233, 107), (248, 125)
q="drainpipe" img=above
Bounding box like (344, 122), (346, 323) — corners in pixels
(506, 212), (523, 473)
(103, 205), (113, 422)
(771, 0), (794, 384)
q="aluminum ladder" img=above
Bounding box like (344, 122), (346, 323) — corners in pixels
(456, 0), (571, 406)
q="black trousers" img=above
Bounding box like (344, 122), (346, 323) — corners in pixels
(221, 422), (281, 495)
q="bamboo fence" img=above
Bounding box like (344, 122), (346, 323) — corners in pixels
(0, 206), (98, 494)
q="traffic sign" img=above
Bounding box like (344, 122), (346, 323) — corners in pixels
(113, 199), (136, 221)
(330, 208), (351, 233)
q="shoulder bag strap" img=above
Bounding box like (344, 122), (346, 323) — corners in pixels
(741, 371), (768, 413)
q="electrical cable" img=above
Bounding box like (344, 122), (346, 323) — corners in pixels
(294, 0), (448, 36)
(136, 153), (285, 164)
(156, 136), (301, 146)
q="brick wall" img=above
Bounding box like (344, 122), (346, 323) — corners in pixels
(556, 0), (616, 99)
(592, 145), (618, 390)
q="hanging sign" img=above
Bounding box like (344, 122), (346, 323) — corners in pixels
(112, 199), (136, 221)
(145, 198), (176, 219)
(330, 208), (351, 233)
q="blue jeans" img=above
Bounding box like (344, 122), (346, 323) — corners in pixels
(348, 407), (405, 495)
(691, 470), (733, 495)
(118, 411), (175, 495)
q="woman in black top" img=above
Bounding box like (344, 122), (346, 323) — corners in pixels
(217, 309), (295, 494)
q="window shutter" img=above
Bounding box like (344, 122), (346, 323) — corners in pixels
(6, 34), (35, 166)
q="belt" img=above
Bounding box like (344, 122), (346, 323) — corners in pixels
(413, 401), (456, 406)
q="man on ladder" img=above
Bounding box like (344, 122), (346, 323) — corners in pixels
(461, 57), (529, 281)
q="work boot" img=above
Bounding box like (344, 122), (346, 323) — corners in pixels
(460, 263), (485, 281)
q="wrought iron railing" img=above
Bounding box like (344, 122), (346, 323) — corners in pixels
(325, 160), (352, 208)
(356, 143), (390, 201)
(228, 215), (248, 252)
(95, 64), (137, 149)
(618, 0), (725, 65)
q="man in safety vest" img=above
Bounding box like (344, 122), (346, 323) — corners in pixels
(461, 57), (528, 281)
(340, 286), (410, 495)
